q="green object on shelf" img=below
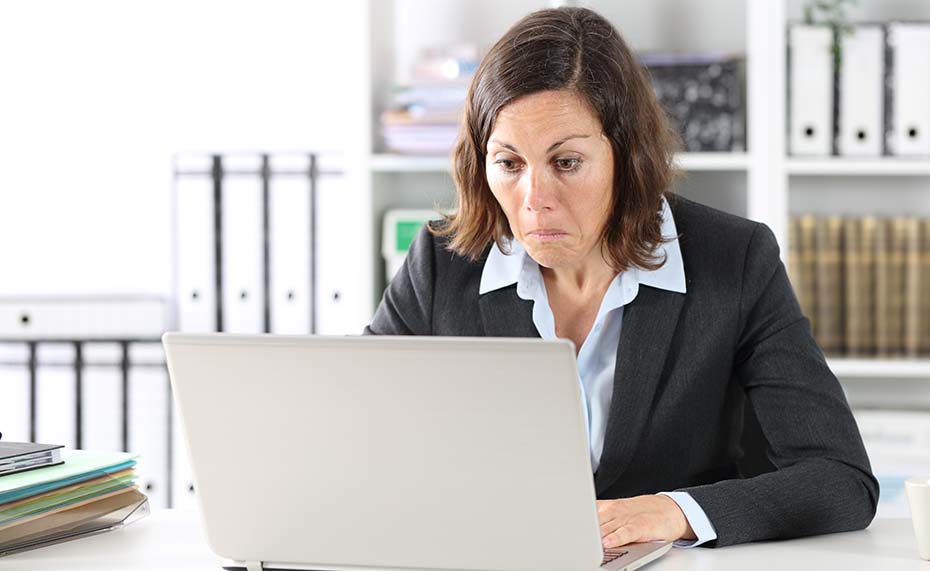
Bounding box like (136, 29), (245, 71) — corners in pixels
(396, 221), (425, 253)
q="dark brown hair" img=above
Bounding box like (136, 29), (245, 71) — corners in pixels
(434, 6), (680, 272)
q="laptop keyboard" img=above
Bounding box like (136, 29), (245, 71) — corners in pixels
(601, 548), (629, 566)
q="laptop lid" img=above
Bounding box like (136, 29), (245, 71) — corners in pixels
(163, 333), (604, 571)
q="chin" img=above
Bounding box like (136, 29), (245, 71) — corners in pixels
(524, 245), (576, 269)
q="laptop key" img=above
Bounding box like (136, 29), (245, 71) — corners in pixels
(602, 549), (629, 565)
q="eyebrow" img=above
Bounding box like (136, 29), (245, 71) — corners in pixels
(489, 134), (592, 154)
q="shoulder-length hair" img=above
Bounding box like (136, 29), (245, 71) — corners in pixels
(434, 6), (680, 272)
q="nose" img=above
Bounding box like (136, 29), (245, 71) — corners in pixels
(522, 168), (555, 213)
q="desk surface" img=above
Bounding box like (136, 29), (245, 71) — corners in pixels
(0, 510), (925, 570)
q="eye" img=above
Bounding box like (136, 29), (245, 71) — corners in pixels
(494, 158), (523, 174)
(554, 157), (582, 173)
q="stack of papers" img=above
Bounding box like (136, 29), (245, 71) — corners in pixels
(0, 449), (149, 557)
(380, 44), (479, 155)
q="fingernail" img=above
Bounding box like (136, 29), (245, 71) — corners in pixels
(602, 539), (613, 548)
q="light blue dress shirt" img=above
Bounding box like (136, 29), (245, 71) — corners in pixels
(477, 197), (717, 548)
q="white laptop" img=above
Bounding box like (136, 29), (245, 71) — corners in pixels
(163, 333), (672, 571)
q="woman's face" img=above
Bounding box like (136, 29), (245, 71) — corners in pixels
(485, 90), (615, 272)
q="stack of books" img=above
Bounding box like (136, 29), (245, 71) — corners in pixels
(0, 447), (148, 556)
(380, 45), (479, 155)
(788, 215), (930, 357)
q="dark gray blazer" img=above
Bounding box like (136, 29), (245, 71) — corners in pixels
(365, 194), (878, 547)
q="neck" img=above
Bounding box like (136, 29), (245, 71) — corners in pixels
(540, 253), (618, 299)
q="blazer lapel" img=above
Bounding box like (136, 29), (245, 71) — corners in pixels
(478, 286), (540, 338)
(595, 285), (686, 496)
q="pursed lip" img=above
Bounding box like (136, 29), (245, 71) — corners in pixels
(527, 229), (569, 242)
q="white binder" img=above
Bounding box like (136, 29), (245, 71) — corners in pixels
(80, 343), (124, 453)
(789, 24), (834, 156)
(0, 297), (169, 339)
(268, 155), (312, 334)
(171, 400), (198, 510)
(175, 155), (218, 332)
(127, 342), (169, 509)
(221, 155), (265, 333)
(35, 344), (77, 449)
(315, 156), (368, 335)
(0, 343), (31, 442)
(838, 25), (884, 156)
(886, 22), (930, 156)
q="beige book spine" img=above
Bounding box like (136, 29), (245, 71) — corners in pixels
(815, 216), (844, 355)
(874, 219), (892, 357)
(890, 218), (909, 355)
(860, 217), (877, 355)
(904, 217), (922, 356)
(788, 217), (803, 300)
(844, 218), (873, 357)
(920, 219), (930, 356)
(798, 215), (818, 338)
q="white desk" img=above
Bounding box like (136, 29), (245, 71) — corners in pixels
(0, 510), (926, 570)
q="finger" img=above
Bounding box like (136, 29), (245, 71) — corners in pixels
(599, 517), (626, 538)
(603, 524), (640, 549)
(596, 500), (615, 516)
(596, 502), (618, 526)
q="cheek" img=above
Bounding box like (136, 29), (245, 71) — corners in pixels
(487, 177), (520, 216)
(568, 175), (613, 229)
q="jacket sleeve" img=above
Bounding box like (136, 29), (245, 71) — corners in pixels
(679, 222), (879, 547)
(364, 225), (437, 336)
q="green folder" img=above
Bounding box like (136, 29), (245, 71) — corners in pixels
(0, 450), (137, 505)
(0, 472), (136, 525)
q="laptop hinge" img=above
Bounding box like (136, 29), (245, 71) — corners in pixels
(245, 561), (263, 571)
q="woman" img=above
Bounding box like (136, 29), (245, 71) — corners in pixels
(366, 7), (877, 549)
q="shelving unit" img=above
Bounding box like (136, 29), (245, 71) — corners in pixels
(829, 359), (930, 380)
(371, 154), (450, 173)
(355, 0), (930, 393)
(787, 158), (930, 176)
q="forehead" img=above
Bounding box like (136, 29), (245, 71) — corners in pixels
(491, 90), (602, 142)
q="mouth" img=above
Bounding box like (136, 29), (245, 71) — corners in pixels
(527, 229), (569, 243)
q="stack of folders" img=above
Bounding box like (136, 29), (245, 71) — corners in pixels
(0, 442), (64, 477)
(789, 21), (930, 156)
(380, 44), (478, 154)
(788, 215), (930, 357)
(0, 449), (149, 557)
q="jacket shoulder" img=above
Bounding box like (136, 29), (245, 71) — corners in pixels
(666, 193), (779, 282)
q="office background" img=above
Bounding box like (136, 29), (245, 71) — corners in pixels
(1, 0), (929, 518)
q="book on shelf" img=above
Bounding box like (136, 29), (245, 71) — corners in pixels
(876, 218), (908, 357)
(796, 215), (819, 336)
(917, 218), (930, 355)
(814, 216), (844, 355)
(843, 217), (875, 356)
(904, 218), (930, 356)
(787, 217), (802, 298)
(789, 214), (930, 358)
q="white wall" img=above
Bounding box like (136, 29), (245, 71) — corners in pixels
(0, 0), (368, 297)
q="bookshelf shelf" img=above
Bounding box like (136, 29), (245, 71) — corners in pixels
(828, 358), (930, 379)
(787, 158), (930, 176)
(371, 152), (751, 173)
(371, 154), (450, 172)
(674, 152), (751, 172)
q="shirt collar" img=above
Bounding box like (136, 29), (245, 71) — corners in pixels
(478, 196), (686, 295)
